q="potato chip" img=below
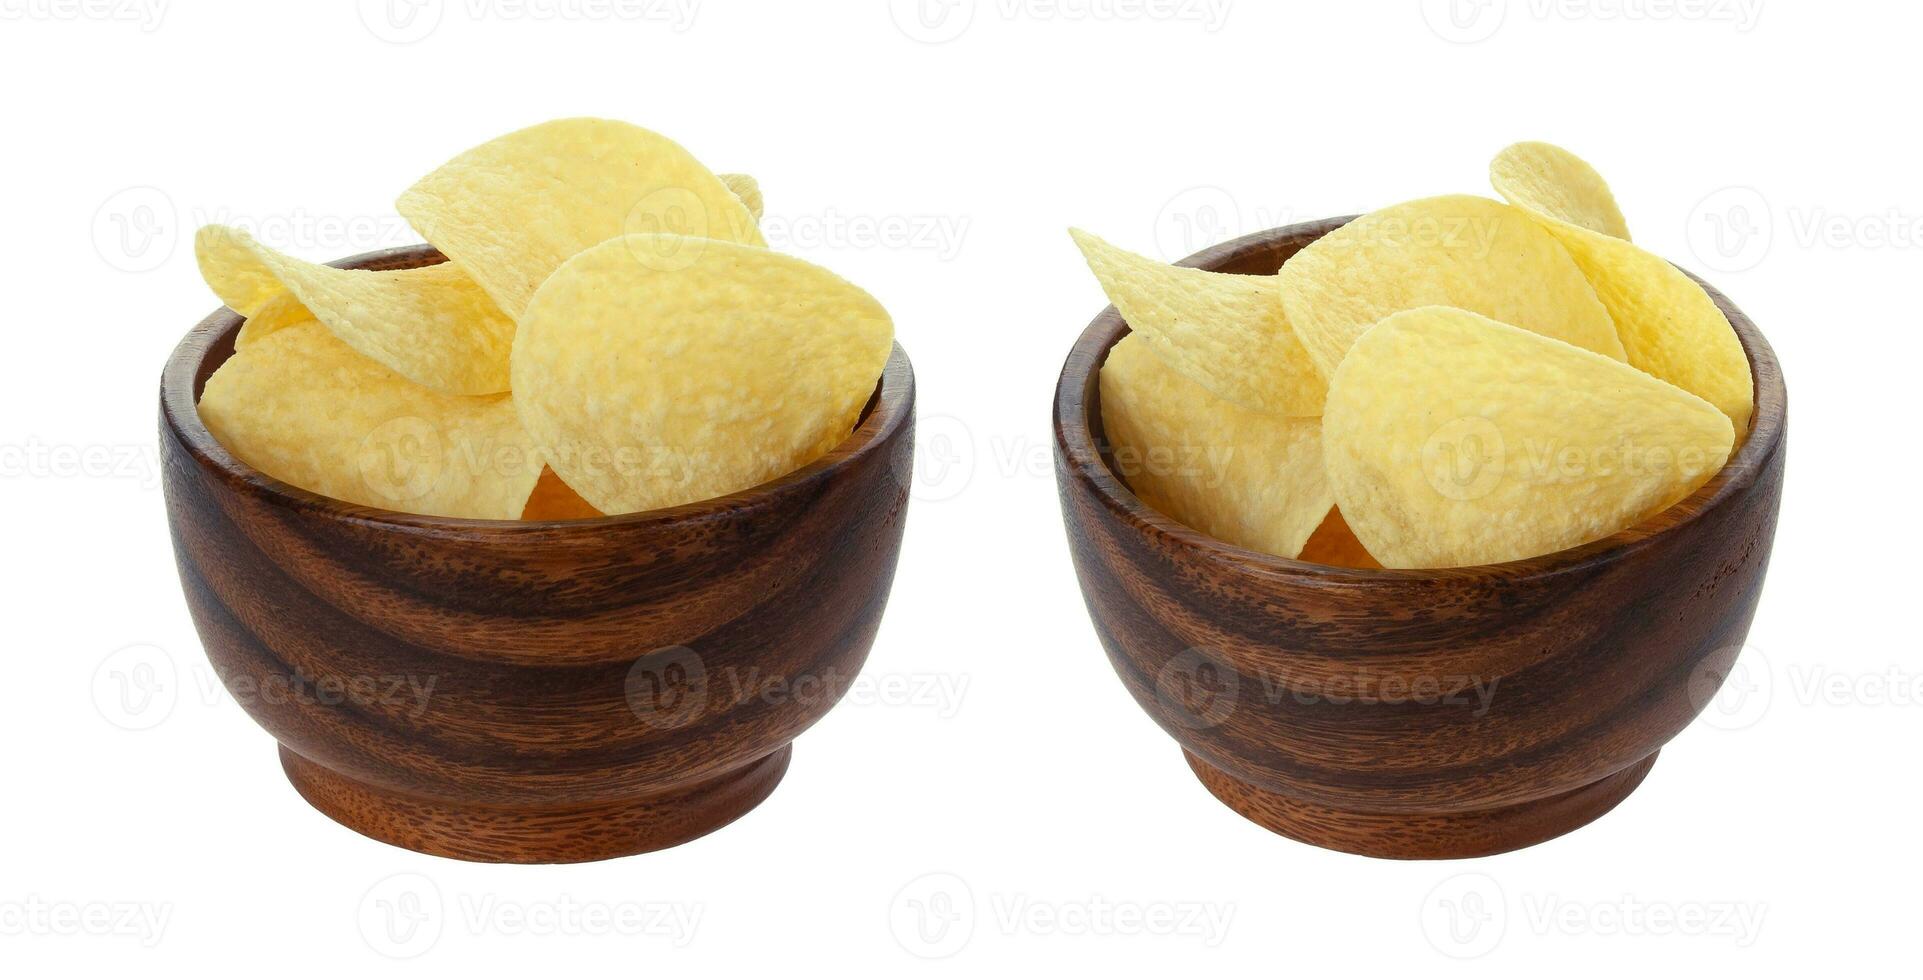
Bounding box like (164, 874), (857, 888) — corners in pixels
(1071, 230), (1324, 416)
(511, 235), (893, 515)
(398, 118), (765, 319)
(1100, 334), (1332, 559)
(720, 173), (764, 222)
(520, 466), (604, 521)
(1487, 141), (1631, 239)
(1491, 143), (1755, 432)
(232, 290), (311, 349)
(1277, 195), (1625, 378)
(1322, 307), (1733, 569)
(199, 320), (543, 520)
(1297, 507), (1381, 569)
(197, 226), (515, 395)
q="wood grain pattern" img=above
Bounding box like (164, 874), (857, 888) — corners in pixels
(1053, 218), (1787, 859)
(161, 245), (916, 863)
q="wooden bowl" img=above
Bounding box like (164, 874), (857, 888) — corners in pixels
(161, 245), (915, 863)
(1053, 218), (1786, 859)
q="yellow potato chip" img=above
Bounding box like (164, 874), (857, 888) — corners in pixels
(1322, 307), (1734, 569)
(199, 320), (543, 520)
(197, 226), (515, 395)
(1491, 144), (1755, 432)
(1071, 229), (1324, 417)
(1277, 195), (1625, 378)
(1487, 141), (1631, 239)
(398, 118), (765, 319)
(720, 173), (764, 222)
(520, 466), (604, 521)
(511, 234), (893, 515)
(232, 290), (311, 349)
(1297, 507), (1381, 569)
(1100, 334), (1332, 559)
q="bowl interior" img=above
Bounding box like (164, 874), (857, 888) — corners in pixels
(163, 244), (914, 532)
(1060, 217), (1787, 581)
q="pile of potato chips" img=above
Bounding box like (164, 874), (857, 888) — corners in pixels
(1079, 143), (1750, 569)
(195, 118), (894, 521)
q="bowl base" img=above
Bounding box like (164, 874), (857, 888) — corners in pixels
(1183, 750), (1657, 859)
(280, 744), (791, 864)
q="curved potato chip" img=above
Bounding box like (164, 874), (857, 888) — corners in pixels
(195, 228), (285, 315)
(232, 290), (311, 349)
(199, 320), (542, 520)
(1488, 141), (1631, 239)
(197, 226), (515, 395)
(1323, 307), (1733, 569)
(720, 173), (764, 222)
(1491, 144), (1755, 432)
(1100, 334), (1332, 559)
(399, 118), (765, 319)
(1072, 229), (1324, 417)
(511, 235), (893, 515)
(1278, 195), (1625, 378)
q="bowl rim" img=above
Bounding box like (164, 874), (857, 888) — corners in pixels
(162, 243), (915, 538)
(1053, 216), (1788, 583)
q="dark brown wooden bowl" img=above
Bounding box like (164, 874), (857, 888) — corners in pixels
(161, 245), (915, 863)
(1054, 218), (1786, 859)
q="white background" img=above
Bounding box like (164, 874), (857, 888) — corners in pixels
(1, 0), (1911, 974)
